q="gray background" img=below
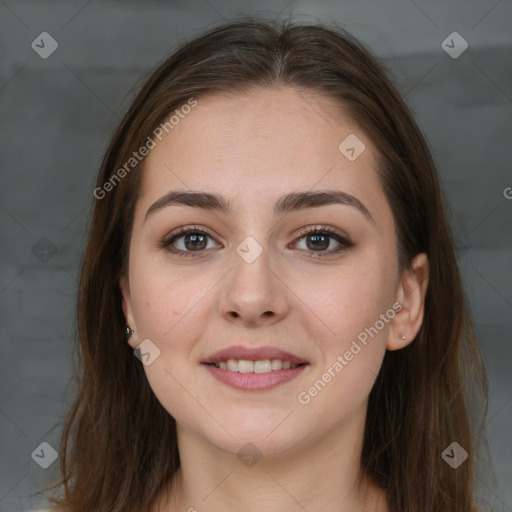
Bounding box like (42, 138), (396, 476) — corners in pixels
(0, 1), (511, 511)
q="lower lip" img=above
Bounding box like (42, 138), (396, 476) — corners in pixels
(203, 363), (309, 391)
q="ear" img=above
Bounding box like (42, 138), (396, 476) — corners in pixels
(119, 274), (138, 349)
(387, 252), (429, 351)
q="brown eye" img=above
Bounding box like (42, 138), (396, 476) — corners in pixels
(181, 233), (208, 251)
(293, 226), (353, 256)
(161, 227), (219, 257)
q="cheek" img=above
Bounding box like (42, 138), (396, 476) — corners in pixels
(296, 257), (395, 401)
(130, 260), (203, 339)
(303, 259), (395, 341)
(296, 277), (392, 415)
(129, 268), (207, 423)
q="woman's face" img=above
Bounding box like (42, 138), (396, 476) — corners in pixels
(121, 87), (404, 458)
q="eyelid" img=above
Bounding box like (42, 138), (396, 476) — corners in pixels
(161, 225), (220, 249)
(294, 224), (349, 241)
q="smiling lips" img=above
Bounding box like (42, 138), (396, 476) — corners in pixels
(201, 345), (309, 391)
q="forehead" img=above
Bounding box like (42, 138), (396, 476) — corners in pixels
(138, 87), (386, 217)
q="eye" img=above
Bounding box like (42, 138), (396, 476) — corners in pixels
(161, 226), (220, 257)
(291, 225), (353, 257)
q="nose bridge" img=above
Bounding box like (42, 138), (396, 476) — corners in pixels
(232, 234), (275, 301)
(219, 231), (288, 325)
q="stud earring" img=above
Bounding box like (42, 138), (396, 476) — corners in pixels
(401, 332), (406, 340)
(125, 325), (134, 338)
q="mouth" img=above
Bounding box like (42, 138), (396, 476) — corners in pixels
(201, 345), (310, 390)
(205, 359), (307, 373)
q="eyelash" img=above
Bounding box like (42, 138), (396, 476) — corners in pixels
(160, 225), (353, 258)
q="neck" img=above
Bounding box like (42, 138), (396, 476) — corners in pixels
(158, 403), (388, 512)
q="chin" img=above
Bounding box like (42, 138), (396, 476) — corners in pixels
(196, 410), (309, 460)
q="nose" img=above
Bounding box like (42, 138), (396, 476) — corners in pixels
(218, 243), (289, 328)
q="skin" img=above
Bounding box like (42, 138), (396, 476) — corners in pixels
(120, 87), (429, 512)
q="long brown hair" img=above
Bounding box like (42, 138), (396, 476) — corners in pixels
(44, 17), (490, 511)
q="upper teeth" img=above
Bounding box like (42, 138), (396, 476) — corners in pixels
(213, 359), (298, 373)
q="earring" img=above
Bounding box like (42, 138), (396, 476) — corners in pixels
(401, 332), (406, 340)
(125, 325), (134, 338)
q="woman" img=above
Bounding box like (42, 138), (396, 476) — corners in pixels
(43, 17), (489, 512)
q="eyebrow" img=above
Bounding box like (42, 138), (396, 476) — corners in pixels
(144, 189), (374, 224)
